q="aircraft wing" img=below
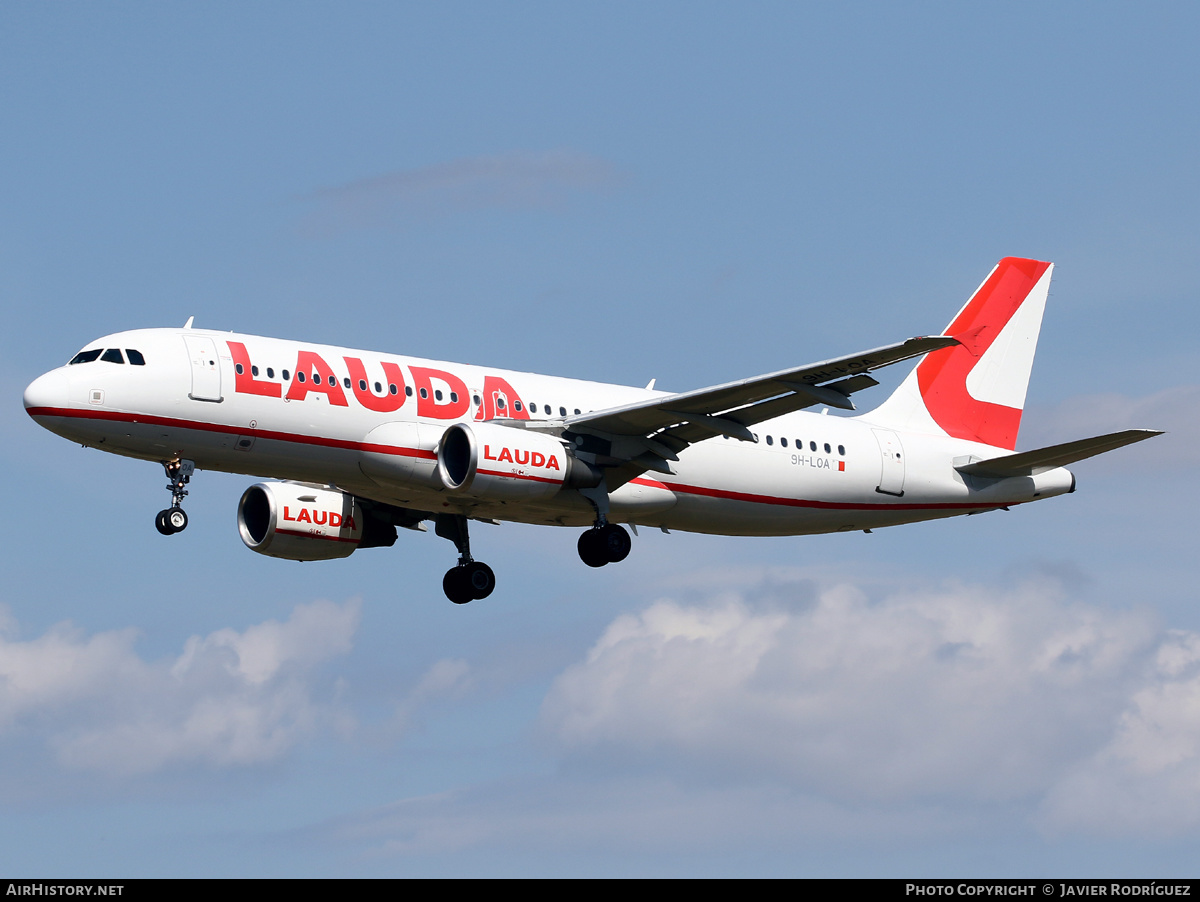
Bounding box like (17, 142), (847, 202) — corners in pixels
(533, 335), (958, 476)
(955, 429), (1163, 478)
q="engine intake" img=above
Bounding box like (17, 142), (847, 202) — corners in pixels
(436, 422), (600, 501)
(238, 482), (388, 561)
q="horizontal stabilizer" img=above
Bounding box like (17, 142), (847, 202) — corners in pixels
(955, 429), (1163, 478)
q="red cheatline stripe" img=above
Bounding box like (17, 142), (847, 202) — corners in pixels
(476, 467), (564, 485)
(25, 406), (436, 459)
(629, 476), (1009, 513)
(275, 528), (360, 544)
(30, 406), (1008, 515)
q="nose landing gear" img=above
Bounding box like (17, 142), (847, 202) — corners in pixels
(155, 459), (194, 536)
(436, 513), (496, 604)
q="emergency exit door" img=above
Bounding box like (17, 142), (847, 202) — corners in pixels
(872, 428), (905, 496)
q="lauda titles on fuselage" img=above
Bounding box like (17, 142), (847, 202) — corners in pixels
(24, 258), (1159, 603)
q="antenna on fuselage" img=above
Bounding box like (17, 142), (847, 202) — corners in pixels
(183, 316), (194, 329)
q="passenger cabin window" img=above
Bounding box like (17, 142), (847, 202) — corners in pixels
(126, 349), (146, 366)
(282, 369), (290, 381)
(100, 349), (125, 364)
(69, 349), (103, 365)
(838, 445), (845, 455)
(781, 437), (788, 447)
(267, 368), (274, 378)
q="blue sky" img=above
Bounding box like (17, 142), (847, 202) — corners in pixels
(2, 2), (1198, 876)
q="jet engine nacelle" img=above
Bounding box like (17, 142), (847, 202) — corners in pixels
(436, 421), (601, 501)
(237, 482), (366, 561)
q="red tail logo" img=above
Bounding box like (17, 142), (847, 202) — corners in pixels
(917, 257), (1051, 450)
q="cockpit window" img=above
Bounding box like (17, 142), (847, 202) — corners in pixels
(100, 349), (125, 364)
(126, 349), (146, 365)
(69, 349), (103, 365)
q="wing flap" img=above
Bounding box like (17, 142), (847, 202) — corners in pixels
(568, 335), (956, 439)
(955, 429), (1163, 478)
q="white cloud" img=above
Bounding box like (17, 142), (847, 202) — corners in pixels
(541, 573), (1200, 834)
(1040, 629), (1200, 835)
(394, 658), (471, 724)
(332, 779), (957, 864)
(0, 599), (360, 775)
(300, 149), (623, 234)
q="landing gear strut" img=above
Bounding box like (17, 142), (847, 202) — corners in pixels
(155, 459), (194, 536)
(436, 513), (496, 604)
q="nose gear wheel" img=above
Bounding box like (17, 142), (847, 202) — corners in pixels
(155, 459), (195, 535)
(155, 507), (189, 535)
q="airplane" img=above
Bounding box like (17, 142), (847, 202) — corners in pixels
(23, 257), (1160, 604)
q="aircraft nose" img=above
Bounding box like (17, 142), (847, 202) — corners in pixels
(23, 369), (70, 415)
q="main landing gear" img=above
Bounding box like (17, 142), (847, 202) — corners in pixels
(577, 522), (631, 568)
(574, 482), (632, 568)
(155, 459), (194, 536)
(436, 513), (496, 605)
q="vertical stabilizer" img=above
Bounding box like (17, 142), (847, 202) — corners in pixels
(860, 257), (1053, 451)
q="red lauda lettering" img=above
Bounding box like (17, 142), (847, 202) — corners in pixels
(547, 455), (560, 470)
(329, 512), (342, 528)
(344, 357), (406, 412)
(283, 506), (295, 521)
(476, 375), (530, 422)
(515, 449), (529, 465)
(297, 509), (311, 523)
(285, 351), (349, 406)
(484, 445), (496, 460)
(498, 447), (513, 463)
(228, 342), (282, 398)
(410, 367), (470, 420)
(314, 510), (327, 526)
(531, 451), (545, 467)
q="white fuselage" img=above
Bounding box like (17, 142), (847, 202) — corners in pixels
(23, 328), (1075, 536)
